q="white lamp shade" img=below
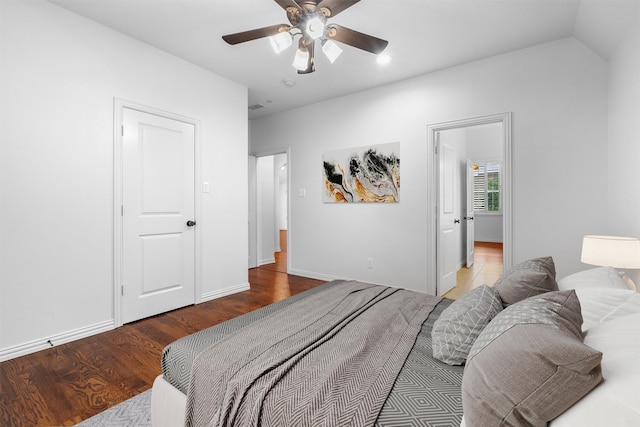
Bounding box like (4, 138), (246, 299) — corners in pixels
(269, 31), (292, 54)
(321, 39), (342, 63)
(292, 48), (309, 71)
(581, 235), (640, 269)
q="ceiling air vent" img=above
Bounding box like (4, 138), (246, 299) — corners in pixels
(249, 104), (265, 111)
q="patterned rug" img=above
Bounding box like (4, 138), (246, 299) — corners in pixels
(75, 390), (151, 426)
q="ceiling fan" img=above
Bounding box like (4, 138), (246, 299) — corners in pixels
(222, 0), (389, 74)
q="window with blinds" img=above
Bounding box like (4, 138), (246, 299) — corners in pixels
(473, 161), (501, 212)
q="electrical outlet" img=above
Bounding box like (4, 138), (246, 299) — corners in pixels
(367, 258), (373, 268)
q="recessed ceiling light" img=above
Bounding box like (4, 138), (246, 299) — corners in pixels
(376, 53), (391, 65)
(282, 79), (296, 88)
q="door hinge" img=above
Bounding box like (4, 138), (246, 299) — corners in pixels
(434, 143), (438, 155)
(121, 285), (124, 296)
(121, 125), (124, 136)
(121, 205), (124, 216)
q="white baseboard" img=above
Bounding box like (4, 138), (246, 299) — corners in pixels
(0, 320), (115, 362)
(287, 268), (342, 282)
(258, 257), (275, 266)
(200, 282), (250, 303)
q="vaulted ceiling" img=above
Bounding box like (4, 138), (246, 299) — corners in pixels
(48, 0), (639, 118)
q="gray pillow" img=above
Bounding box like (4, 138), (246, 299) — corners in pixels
(462, 290), (603, 426)
(432, 285), (503, 365)
(494, 256), (558, 306)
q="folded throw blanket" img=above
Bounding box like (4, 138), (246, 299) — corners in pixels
(184, 281), (441, 427)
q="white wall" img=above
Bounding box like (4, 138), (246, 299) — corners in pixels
(250, 37), (609, 293)
(257, 156), (276, 265)
(607, 12), (640, 284)
(0, 0), (248, 359)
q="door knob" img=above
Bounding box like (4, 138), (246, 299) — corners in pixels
(186, 220), (196, 227)
(464, 216), (474, 221)
(454, 219), (461, 224)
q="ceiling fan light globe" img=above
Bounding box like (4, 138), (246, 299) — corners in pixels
(292, 48), (310, 71)
(269, 31), (293, 54)
(305, 16), (325, 40)
(322, 39), (342, 63)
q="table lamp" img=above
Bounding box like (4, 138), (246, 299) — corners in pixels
(581, 235), (640, 290)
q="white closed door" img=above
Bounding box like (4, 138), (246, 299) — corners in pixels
(437, 134), (458, 296)
(122, 108), (196, 324)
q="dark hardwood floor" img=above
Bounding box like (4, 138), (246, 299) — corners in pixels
(258, 229), (288, 275)
(0, 234), (323, 426)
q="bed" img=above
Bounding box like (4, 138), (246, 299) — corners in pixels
(151, 259), (640, 427)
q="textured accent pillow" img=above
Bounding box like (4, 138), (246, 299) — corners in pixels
(463, 291), (603, 426)
(493, 256), (558, 306)
(431, 285), (503, 365)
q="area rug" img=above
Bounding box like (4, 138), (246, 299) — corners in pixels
(75, 389), (151, 426)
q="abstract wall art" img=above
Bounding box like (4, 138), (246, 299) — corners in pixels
(323, 142), (400, 203)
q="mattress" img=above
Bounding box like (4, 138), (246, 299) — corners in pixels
(160, 281), (463, 426)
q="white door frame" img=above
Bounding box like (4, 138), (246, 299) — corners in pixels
(427, 112), (512, 296)
(113, 98), (202, 327)
(248, 155), (258, 268)
(250, 148), (291, 273)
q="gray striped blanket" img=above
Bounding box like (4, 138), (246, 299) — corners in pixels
(183, 281), (442, 427)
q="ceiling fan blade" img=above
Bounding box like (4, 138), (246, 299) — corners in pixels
(298, 40), (316, 74)
(326, 24), (388, 54)
(222, 24), (289, 45)
(317, 0), (360, 17)
(273, 0), (301, 11)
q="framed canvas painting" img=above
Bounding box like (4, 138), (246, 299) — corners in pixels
(323, 142), (400, 203)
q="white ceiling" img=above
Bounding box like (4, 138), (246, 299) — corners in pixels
(47, 0), (639, 119)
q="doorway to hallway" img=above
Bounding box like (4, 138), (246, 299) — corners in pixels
(260, 229), (288, 274)
(443, 242), (503, 299)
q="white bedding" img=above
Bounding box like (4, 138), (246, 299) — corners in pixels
(151, 375), (186, 427)
(550, 313), (640, 426)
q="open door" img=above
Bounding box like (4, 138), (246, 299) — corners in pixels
(427, 112), (512, 298)
(437, 133), (458, 296)
(465, 160), (475, 268)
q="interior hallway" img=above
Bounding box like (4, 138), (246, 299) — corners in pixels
(444, 242), (504, 299)
(259, 229), (288, 274)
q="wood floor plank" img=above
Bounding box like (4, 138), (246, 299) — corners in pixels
(0, 257), (325, 426)
(443, 241), (503, 300)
